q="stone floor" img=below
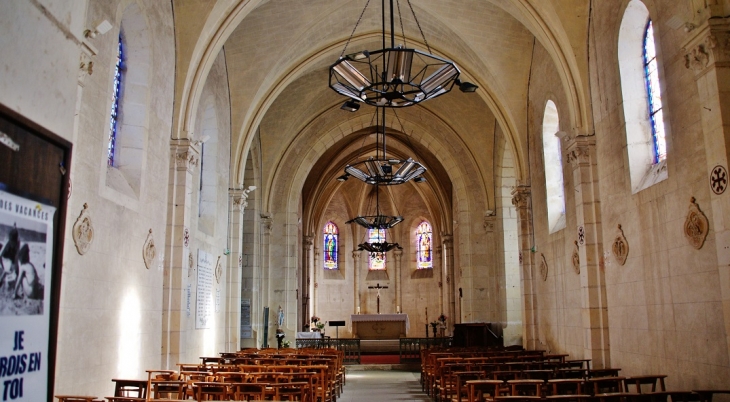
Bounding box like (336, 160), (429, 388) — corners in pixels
(338, 369), (431, 402)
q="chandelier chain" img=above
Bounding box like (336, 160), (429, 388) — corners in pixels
(407, 0), (430, 53)
(397, 0), (407, 48)
(340, 0), (372, 58)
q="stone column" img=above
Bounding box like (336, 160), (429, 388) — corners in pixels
(226, 189), (246, 352)
(259, 213), (273, 346)
(564, 134), (610, 367)
(313, 245), (320, 316)
(303, 235), (314, 329)
(442, 234), (455, 334)
(682, 16), (730, 363)
(162, 139), (199, 367)
(512, 185), (538, 350)
(394, 249), (403, 313)
(353, 250), (362, 314)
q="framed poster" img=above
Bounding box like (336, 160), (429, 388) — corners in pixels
(196, 250), (214, 329)
(0, 103), (71, 402)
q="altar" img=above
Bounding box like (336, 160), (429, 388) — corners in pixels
(351, 314), (409, 339)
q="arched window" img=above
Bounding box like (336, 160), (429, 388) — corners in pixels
(416, 221), (433, 269)
(323, 222), (339, 270)
(108, 33), (124, 166)
(643, 20), (666, 163)
(368, 228), (386, 270)
(618, 0), (668, 193)
(542, 100), (566, 233)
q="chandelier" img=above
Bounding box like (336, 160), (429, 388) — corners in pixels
(347, 184), (404, 254)
(329, 0), (478, 108)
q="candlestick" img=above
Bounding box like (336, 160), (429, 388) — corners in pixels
(357, 306), (360, 314)
(397, 305), (400, 314)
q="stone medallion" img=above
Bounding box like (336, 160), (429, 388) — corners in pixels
(72, 203), (94, 255)
(215, 255), (223, 283)
(571, 241), (580, 274)
(143, 229), (157, 269)
(710, 165), (728, 195)
(684, 197), (709, 250)
(539, 254), (548, 281)
(612, 224), (628, 266)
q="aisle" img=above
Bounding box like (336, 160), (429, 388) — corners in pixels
(338, 370), (431, 402)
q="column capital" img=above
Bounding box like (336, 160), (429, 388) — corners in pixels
(442, 234), (454, 247)
(682, 17), (730, 76)
(231, 186), (255, 212)
(304, 235), (314, 247)
(393, 249), (403, 260)
(511, 186), (531, 210)
(171, 139), (200, 173)
(484, 213), (497, 233)
(564, 134), (596, 167)
(352, 250), (362, 259)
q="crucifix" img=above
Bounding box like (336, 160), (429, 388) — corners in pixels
(367, 283), (389, 314)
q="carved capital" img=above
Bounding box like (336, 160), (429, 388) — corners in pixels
(511, 186), (531, 210)
(171, 140), (200, 173)
(304, 235), (314, 247)
(565, 135), (595, 167)
(682, 17), (730, 75)
(484, 212), (496, 233)
(393, 249), (403, 260)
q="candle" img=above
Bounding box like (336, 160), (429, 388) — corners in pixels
(397, 306), (400, 314)
(357, 306), (360, 314)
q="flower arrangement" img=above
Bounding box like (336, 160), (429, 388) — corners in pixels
(281, 340), (291, 348)
(316, 321), (326, 330)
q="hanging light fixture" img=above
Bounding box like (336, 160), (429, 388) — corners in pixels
(347, 184), (404, 256)
(329, 0), (477, 108)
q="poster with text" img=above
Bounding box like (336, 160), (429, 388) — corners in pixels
(0, 190), (56, 401)
(196, 250), (214, 329)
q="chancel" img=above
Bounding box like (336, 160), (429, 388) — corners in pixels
(2, 0), (730, 399)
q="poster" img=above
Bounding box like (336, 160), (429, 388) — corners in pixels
(0, 190), (56, 401)
(196, 250), (214, 329)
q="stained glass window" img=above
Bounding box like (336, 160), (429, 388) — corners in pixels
(368, 228), (386, 270)
(323, 222), (338, 270)
(416, 221), (433, 269)
(108, 33), (124, 166)
(643, 20), (666, 163)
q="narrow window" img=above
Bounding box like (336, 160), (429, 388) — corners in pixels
(542, 100), (566, 233)
(108, 34), (124, 166)
(368, 228), (386, 270)
(416, 221), (433, 269)
(643, 20), (666, 163)
(323, 222), (339, 270)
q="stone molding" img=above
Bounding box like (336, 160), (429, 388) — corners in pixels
(72, 203), (94, 255)
(261, 213), (273, 234)
(684, 197), (710, 250)
(612, 225), (629, 266)
(484, 215), (496, 233)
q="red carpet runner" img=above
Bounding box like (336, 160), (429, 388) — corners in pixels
(359, 354), (401, 364)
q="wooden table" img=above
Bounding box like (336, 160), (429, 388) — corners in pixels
(623, 374), (667, 393)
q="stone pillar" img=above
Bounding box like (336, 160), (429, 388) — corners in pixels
(259, 213), (273, 346)
(512, 185), (538, 350)
(303, 235), (314, 329)
(353, 250), (362, 314)
(394, 249), (403, 313)
(564, 134), (609, 367)
(162, 139), (199, 367)
(226, 189), (246, 352)
(313, 245), (320, 317)
(443, 234), (455, 334)
(483, 215), (498, 321)
(682, 16), (730, 363)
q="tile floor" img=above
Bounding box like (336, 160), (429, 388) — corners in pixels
(338, 370), (431, 402)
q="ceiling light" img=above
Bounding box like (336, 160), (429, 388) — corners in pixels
(456, 79), (479, 93)
(336, 174), (349, 182)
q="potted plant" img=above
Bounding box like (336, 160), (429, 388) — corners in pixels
(311, 316), (321, 332)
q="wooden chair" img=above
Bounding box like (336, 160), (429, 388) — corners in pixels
(507, 379), (545, 397)
(111, 379), (147, 398)
(623, 375), (667, 394)
(191, 381), (228, 401)
(229, 382), (267, 401)
(450, 371), (485, 402)
(270, 381), (310, 401)
(466, 379), (503, 402)
(548, 379), (585, 396)
(587, 376), (626, 395)
(589, 368), (622, 378)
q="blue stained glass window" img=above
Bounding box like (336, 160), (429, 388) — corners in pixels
(108, 34), (124, 166)
(643, 20), (666, 163)
(323, 222), (338, 270)
(416, 221), (433, 269)
(368, 228), (386, 270)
